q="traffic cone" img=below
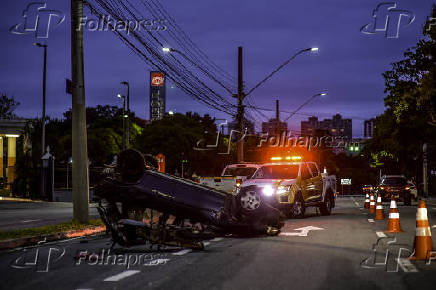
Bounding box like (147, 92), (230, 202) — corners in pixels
(385, 196), (402, 233)
(369, 193), (375, 214)
(374, 196), (385, 220)
(364, 194), (370, 209)
(410, 200), (434, 260)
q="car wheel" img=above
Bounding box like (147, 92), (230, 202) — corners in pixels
(239, 190), (261, 212)
(290, 193), (305, 218)
(320, 193), (333, 216)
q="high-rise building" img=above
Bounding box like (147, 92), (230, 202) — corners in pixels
(301, 114), (352, 140)
(149, 71), (166, 121)
(262, 118), (288, 136)
(364, 118), (375, 138)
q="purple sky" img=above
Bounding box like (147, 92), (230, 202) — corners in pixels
(1, 0), (434, 137)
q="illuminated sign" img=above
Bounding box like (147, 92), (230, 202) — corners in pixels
(151, 72), (165, 87)
(341, 179), (352, 185)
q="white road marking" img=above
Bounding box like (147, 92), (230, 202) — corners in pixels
(203, 242), (210, 247)
(368, 219), (375, 223)
(172, 249), (192, 256)
(376, 231), (387, 238)
(103, 270), (141, 282)
(280, 226), (324, 237)
(21, 219), (40, 223)
(432, 225), (436, 228)
(210, 237), (223, 242)
(354, 202), (360, 207)
(397, 258), (418, 273)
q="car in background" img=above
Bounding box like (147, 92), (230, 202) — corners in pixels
(362, 185), (373, 194)
(199, 163), (261, 193)
(377, 175), (412, 205)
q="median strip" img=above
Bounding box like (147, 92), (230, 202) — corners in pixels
(0, 219), (106, 250)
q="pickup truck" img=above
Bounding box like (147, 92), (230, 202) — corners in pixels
(235, 159), (336, 218)
(199, 163), (261, 193)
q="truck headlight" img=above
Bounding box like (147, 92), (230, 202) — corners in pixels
(276, 185), (289, 195)
(262, 185), (275, 196)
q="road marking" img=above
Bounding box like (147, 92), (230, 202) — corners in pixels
(203, 242), (210, 247)
(210, 237), (223, 242)
(354, 201), (360, 207)
(21, 219), (40, 223)
(376, 231), (387, 238)
(397, 258), (418, 273)
(432, 225), (436, 228)
(280, 226), (324, 237)
(103, 270), (141, 282)
(368, 219), (375, 223)
(172, 249), (192, 256)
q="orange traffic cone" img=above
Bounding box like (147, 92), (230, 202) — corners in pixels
(364, 194), (370, 208)
(386, 196), (402, 233)
(410, 200), (434, 260)
(369, 193), (375, 214)
(374, 196), (385, 220)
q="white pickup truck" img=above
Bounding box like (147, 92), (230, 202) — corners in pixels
(199, 163), (261, 193)
(236, 159), (337, 218)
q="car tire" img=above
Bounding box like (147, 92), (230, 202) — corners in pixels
(320, 193), (333, 216)
(238, 188), (262, 214)
(290, 193), (305, 219)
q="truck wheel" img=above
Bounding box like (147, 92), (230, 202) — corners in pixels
(290, 193), (305, 219)
(320, 193), (333, 216)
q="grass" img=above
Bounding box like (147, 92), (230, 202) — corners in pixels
(0, 219), (105, 241)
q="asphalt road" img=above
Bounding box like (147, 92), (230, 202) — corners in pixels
(0, 201), (99, 230)
(0, 197), (435, 290)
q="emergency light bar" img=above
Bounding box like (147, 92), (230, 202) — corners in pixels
(271, 156), (302, 161)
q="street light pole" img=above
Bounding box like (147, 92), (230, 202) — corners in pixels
(33, 43), (47, 154)
(117, 94), (126, 150)
(121, 81), (130, 148)
(71, 0), (89, 223)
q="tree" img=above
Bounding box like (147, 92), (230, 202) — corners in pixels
(0, 93), (20, 119)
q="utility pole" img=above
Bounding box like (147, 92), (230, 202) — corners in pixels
(33, 43), (47, 154)
(236, 46), (245, 163)
(423, 143), (428, 198)
(71, 0), (89, 223)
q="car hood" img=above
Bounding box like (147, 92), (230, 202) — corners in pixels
(242, 179), (297, 188)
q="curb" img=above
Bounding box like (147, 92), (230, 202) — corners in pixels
(0, 197), (42, 202)
(0, 226), (106, 250)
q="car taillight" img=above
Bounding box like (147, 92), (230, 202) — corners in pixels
(380, 186), (384, 190)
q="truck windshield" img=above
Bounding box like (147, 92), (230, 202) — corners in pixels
(252, 165), (299, 179)
(222, 167), (257, 177)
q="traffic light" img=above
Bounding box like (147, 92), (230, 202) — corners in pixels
(349, 142), (360, 152)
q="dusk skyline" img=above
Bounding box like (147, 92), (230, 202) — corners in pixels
(1, 0), (434, 137)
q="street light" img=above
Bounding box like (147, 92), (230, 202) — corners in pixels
(168, 110), (174, 115)
(245, 47), (320, 97)
(33, 42), (48, 154)
(120, 81), (130, 148)
(117, 93), (126, 150)
(284, 92), (327, 122)
(162, 47), (172, 53)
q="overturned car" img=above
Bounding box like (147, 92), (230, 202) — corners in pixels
(95, 149), (284, 249)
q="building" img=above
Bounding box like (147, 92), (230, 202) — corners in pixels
(364, 118), (375, 138)
(261, 118), (287, 136)
(149, 71), (166, 121)
(301, 114), (352, 140)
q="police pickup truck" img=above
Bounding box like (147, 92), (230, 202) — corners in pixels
(235, 157), (336, 218)
(199, 163), (261, 193)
